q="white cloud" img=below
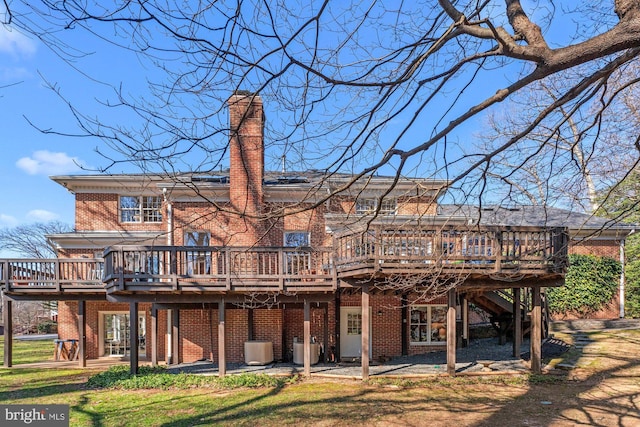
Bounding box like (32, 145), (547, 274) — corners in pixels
(0, 213), (18, 227)
(0, 66), (31, 82)
(0, 24), (37, 58)
(27, 209), (59, 222)
(17, 150), (85, 175)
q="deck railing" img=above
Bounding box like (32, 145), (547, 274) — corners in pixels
(0, 258), (105, 293)
(1, 226), (568, 296)
(334, 225), (568, 276)
(102, 246), (336, 293)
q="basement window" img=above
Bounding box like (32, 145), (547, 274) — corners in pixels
(410, 305), (447, 345)
(120, 196), (163, 223)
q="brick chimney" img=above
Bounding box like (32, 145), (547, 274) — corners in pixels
(228, 91), (265, 244)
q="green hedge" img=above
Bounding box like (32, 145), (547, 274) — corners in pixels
(547, 254), (620, 317)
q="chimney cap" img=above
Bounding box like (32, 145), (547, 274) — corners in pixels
(232, 89), (256, 97)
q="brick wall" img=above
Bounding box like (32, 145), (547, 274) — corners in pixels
(75, 193), (164, 232)
(570, 238), (621, 258)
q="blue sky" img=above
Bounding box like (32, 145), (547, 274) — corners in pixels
(0, 18), (154, 229)
(0, 24), (88, 227)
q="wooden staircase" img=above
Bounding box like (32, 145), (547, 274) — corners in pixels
(468, 289), (549, 344)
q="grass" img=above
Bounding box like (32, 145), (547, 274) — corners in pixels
(0, 329), (638, 426)
(0, 336), (54, 364)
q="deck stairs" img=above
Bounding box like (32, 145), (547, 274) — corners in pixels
(467, 290), (549, 344)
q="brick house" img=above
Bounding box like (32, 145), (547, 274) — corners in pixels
(1, 92), (632, 377)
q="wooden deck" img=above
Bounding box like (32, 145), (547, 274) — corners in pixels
(0, 225), (568, 298)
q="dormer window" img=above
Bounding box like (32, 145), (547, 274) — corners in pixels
(355, 198), (397, 215)
(120, 196), (163, 223)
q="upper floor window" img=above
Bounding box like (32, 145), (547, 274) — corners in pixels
(120, 196), (163, 223)
(284, 231), (310, 247)
(355, 198), (397, 214)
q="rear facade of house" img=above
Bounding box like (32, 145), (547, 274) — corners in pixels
(1, 93), (629, 374)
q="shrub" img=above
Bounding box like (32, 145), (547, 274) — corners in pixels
(87, 365), (294, 390)
(547, 254), (621, 317)
(37, 320), (58, 334)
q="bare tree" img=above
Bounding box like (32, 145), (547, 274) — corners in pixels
(0, 221), (72, 258)
(0, 1), (638, 216)
(0, 221), (72, 321)
(475, 70), (640, 213)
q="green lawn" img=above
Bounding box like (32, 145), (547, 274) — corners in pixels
(0, 330), (639, 426)
(0, 336), (54, 364)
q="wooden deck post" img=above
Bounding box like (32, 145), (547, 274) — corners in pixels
(218, 299), (226, 378)
(531, 287), (542, 374)
(172, 308), (180, 365)
(304, 299), (311, 377)
(362, 285), (370, 381)
(151, 305), (158, 367)
(78, 300), (86, 368)
(248, 308), (254, 341)
(166, 309), (172, 364)
(129, 302), (139, 375)
(462, 296), (469, 347)
(3, 297), (12, 367)
(401, 294), (408, 356)
(447, 288), (456, 376)
(513, 288), (522, 358)
(323, 303), (329, 363)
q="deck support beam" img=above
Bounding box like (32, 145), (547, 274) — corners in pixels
(361, 285), (370, 381)
(129, 302), (139, 375)
(513, 288), (522, 358)
(401, 294), (408, 355)
(3, 297), (12, 367)
(166, 309), (172, 364)
(303, 299), (311, 377)
(218, 300), (226, 378)
(531, 287), (542, 374)
(462, 296), (469, 347)
(78, 300), (86, 368)
(323, 303), (329, 363)
(172, 308), (180, 365)
(151, 305), (158, 367)
(447, 288), (456, 376)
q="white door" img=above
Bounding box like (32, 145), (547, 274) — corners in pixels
(340, 307), (372, 359)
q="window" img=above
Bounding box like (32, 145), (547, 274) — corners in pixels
(355, 198), (397, 214)
(346, 313), (362, 335)
(185, 231), (211, 275)
(120, 196), (162, 223)
(100, 312), (146, 357)
(410, 305), (447, 345)
(284, 232), (311, 274)
(284, 231), (310, 247)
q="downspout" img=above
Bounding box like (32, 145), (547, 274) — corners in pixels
(164, 188), (174, 363)
(620, 229), (635, 319)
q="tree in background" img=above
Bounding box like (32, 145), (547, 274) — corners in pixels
(598, 170), (640, 318)
(0, 221), (72, 332)
(0, 221), (71, 258)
